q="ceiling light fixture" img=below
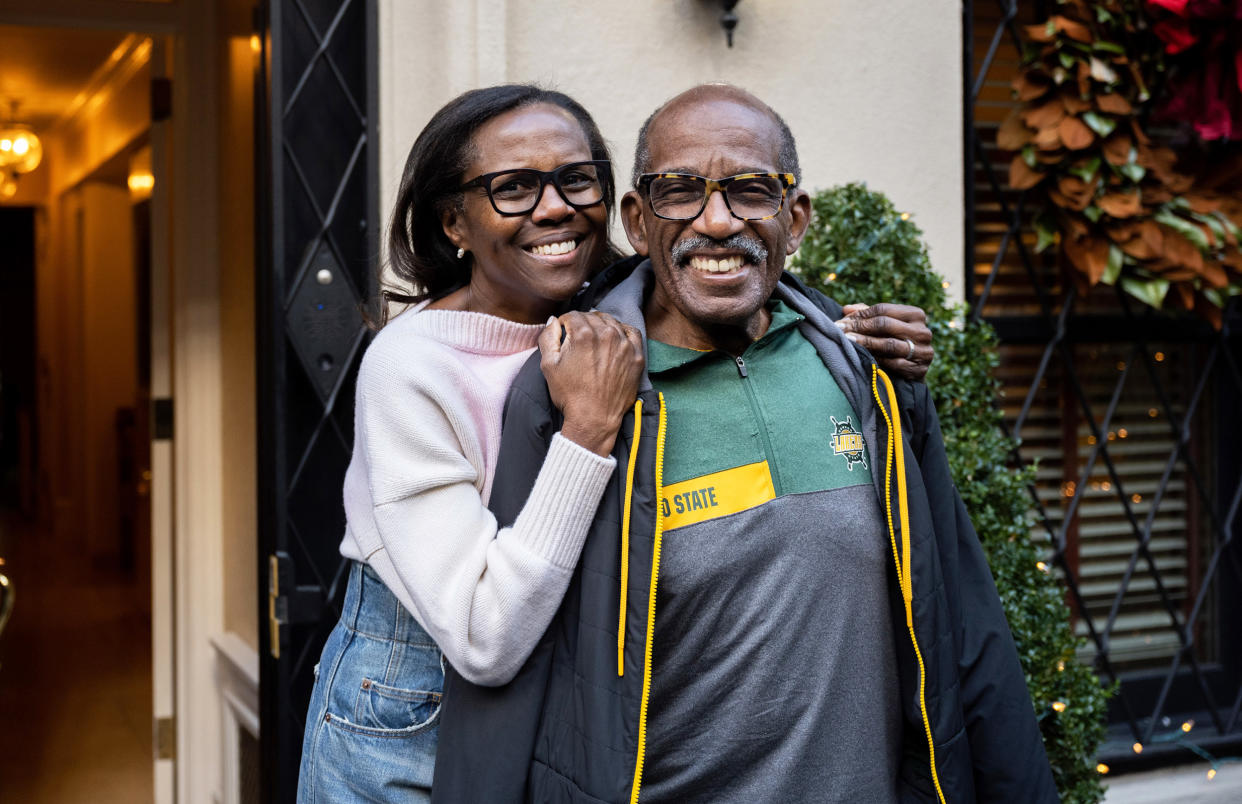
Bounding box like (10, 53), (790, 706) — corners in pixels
(0, 101), (43, 176)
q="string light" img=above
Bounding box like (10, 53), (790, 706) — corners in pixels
(900, 212), (910, 221)
(1181, 720), (1193, 733)
(827, 273), (837, 281)
(1096, 763), (1110, 775)
(1052, 701), (1067, 712)
(1133, 742), (1144, 754)
(1057, 660), (1066, 672)
(1207, 768), (1217, 780)
(1036, 561), (1049, 573)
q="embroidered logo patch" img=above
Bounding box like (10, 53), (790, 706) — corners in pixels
(830, 415), (867, 471)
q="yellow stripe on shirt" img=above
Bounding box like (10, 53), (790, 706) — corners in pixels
(659, 460), (776, 531)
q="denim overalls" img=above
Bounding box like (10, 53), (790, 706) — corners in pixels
(297, 561), (443, 802)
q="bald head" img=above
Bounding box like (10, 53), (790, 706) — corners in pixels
(631, 84), (801, 187)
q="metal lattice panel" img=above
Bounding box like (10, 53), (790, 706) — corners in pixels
(965, 0), (1242, 762)
(258, 0), (377, 799)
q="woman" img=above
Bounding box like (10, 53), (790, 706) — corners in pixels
(297, 84), (933, 803)
(297, 85), (645, 803)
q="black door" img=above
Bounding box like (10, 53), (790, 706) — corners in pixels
(255, 0), (378, 799)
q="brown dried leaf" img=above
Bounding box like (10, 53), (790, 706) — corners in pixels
(1009, 155), (1046, 190)
(1103, 133), (1133, 166)
(1061, 93), (1092, 114)
(1064, 234), (1112, 285)
(1098, 192), (1142, 218)
(1013, 72), (1052, 102)
(1077, 60), (1092, 97)
(1096, 94), (1132, 115)
(1058, 115), (1095, 150)
(1053, 14), (1092, 43)
(1023, 100), (1067, 130)
(1159, 224), (1205, 275)
(1034, 125), (1063, 150)
(1184, 193), (1221, 214)
(1106, 220), (1140, 244)
(1055, 174), (1097, 210)
(1174, 283), (1196, 310)
(1201, 260), (1228, 289)
(1130, 119), (1152, 146)
(997, 111), (1033, 150)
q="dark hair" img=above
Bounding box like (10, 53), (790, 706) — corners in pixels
(631, 84), (801, 188)
(386, 84), (620, 306)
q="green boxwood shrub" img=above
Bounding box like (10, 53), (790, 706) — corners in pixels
(791, 183), (1113, 804)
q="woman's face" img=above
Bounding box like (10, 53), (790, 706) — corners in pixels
(442, 103), (609, 324)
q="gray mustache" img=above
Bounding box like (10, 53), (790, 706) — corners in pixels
(670, 234), (768, 267)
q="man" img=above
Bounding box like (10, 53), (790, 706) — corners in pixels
(433, 84), (1056, 803)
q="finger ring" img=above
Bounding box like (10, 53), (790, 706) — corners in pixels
(904, 338), (915, 360)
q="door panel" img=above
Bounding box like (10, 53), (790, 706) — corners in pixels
(256, 0), (378, 799)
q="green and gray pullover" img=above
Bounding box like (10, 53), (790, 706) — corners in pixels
(432, 260), (1057, 804)
(640, 301), (901, 802)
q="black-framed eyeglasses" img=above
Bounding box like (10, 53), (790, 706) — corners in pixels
(459, 160), (609, 216)
(636, 172), (796, 221)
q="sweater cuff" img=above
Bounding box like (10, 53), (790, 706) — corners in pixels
(512, 432), (616, 568)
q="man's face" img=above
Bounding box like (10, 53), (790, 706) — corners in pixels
(621, 94), (810, 351)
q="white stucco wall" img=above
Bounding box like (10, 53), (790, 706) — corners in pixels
(378, 0), (963, 298)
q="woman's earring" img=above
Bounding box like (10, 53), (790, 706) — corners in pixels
(456, 247), (466, 259)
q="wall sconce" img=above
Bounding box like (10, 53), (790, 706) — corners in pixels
(708, 0), (741, 47)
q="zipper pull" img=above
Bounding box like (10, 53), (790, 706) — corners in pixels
(734, 356), (748, 378)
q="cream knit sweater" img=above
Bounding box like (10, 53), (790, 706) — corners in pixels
(338, 304), (617, 685)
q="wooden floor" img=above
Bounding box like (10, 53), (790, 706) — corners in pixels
(0, 507), (153, 803)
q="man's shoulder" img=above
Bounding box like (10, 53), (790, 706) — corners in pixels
(778, 271), (845, 321)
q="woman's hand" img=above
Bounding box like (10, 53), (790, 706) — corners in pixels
(837, 303), (935, 383)
(540, 311), (645, 457)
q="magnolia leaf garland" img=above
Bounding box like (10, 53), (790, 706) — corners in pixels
(1005, 0), (1242, 326)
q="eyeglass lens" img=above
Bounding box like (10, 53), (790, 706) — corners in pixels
(487, 163), (604, 214)
(648, 175), (785, 220)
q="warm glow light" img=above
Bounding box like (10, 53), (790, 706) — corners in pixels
(827, 273), (837, 281)
(250, 34), (262, 53)
(900, 212), (910, 220)
(1051, 701), (1067, 712)
(1181, 720), (1193, 733)
(0, 125), (43, 174)
(0, 178), (15, 199)
(1036, 561), (1049, 573)
(1057, 660), (1066, 672)
(941, 281), (950, 289)
(1155, 351), (1165, 362)
(1132, 742), (1143, 754)
(1118, 428), (1128, 438)
(1207, 768), (1217, 780)
(128, 172), (155, 192)
(1132, 494), (1142, 503)
(1096, 763), (1110, 775)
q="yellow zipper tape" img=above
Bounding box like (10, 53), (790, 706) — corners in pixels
(872, 367), (947, 804)
(629, 393), (666, 804)
(618, 398), (643, 677)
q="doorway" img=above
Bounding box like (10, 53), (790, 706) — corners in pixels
(0, 26), (159, 802)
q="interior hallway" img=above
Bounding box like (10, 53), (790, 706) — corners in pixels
(0, 508), (153, 803)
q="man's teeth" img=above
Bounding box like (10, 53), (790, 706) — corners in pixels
(689, 255), (744, 273)
(528, 239), (577, 256)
